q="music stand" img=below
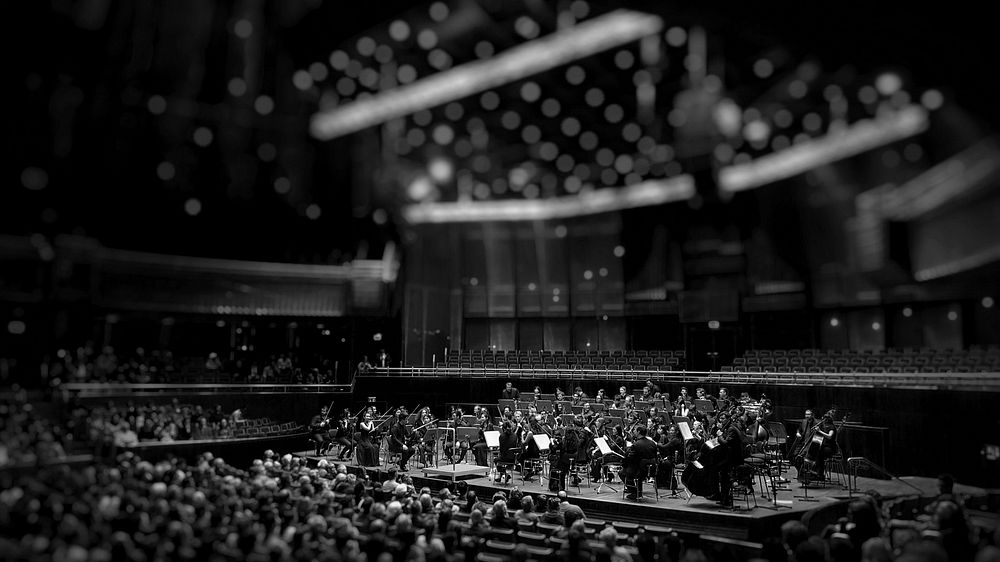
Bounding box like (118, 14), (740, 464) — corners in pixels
(766, 421), (792, 489)
(694, 399), (715, 413)
(593, 437), (623, 494)
(591, 403), (606, 412)
(535, 400), (552, 412)
(560, 414), (575, 426)
(531, 433), (552, 486)
(539, 394), (556, 402)
(423, 428), (440, 468)
(498, 399), (515, 411)
(484, 430), (501, 479)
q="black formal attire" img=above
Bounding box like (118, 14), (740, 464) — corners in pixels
(356, 420), (378, 466)
(334, 417), (354, 459)
(623, 436), (658, 499)
(656, 435), (684, 491)
(310, 414), (331, 455)
(716, 423), (746, 504)
(501, 387), (520, 400)
(389, 421), (415, 469)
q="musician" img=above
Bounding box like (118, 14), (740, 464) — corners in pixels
(717, 388), (732, 412)
(614, 386), (629, 404)
(444, 428), (470, 463)
(571, 387), (587, 406)
(388, 410), (416, 470)
(334, 408), (354, 460)
(644, 379), (661, 395)
(356, 355), (372, 375)
(496, 421), (519, 484)
(355, 410), (378, 466)
(594, 389), (607, 405)
(640, 385), (654, 402)
(656, 424), (684, 493)
(415, 408), (436, 467)
(714, 408), (747, 507)
(500, 406), (514, 422)
(787, 409), (815, 461)
(555, 388), (567, 401)
(310, 406), (332, 456)
(501, 381), (520, 400)
(623, 425), (658, 500)
(570, 416), (592, 486)
(811, 411), (839, 480)
(581, 403), (596, 426)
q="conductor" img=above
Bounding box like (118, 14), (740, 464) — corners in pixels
(623, 425), (657, 500)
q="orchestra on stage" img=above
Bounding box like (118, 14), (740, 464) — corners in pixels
(309, 381), (843, 507)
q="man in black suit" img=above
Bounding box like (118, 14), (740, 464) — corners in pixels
(501, 381), (520, 400)
(388, 411), (415, 470)
(623, 425), (658, 500)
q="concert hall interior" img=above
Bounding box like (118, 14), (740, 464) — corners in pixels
(3, 1), (1000, 561)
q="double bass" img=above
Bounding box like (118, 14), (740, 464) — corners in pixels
(681, 414), (733, 498)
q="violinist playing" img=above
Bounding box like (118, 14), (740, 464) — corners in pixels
(334, 408), (354, 460)
(388, 410), (416, 471)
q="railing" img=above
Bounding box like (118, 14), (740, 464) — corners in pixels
(62, 382), (354, 397)
(357, 366), (1000, 391)
(847, 456), (924, 495)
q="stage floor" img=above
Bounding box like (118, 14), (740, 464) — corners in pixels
(292, 450), (985, 541)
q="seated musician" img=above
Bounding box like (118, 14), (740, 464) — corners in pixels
(501, 406), (514, 422)
(334, 408), (354, 460)
(310, 406), (333, 456)
(555, 388), (567, 401)
(581, 403), (596, 425)
(623, 426), (658, 500)
(644, 379), (661, 395)
(716, 388), (732, 412)
(640, 385), (654, 401)
(656, 424), (684, 493)
(614, 386), (629, 404)
(594, 388), (607, 404)
(572, 387), (587, 406)
(532, 386), (542, 402)
(496, 421), (519, 485)
(388, 411), (416, 471)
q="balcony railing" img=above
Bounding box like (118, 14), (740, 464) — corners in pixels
(357, 366), (1000, 391)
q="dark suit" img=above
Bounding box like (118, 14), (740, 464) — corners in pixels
(389, 421), (415, 469)
(623, 437), (658, 498)
(501, 387), (520, 400)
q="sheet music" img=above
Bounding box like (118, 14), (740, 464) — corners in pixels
(533, 433), (551, 451)
(677, 421), (693, 441)
(705, 438), (719, 449)
(484, 430), (500, 448)
(593, 436), (623, 457)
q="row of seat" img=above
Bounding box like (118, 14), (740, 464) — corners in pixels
(744, 346), (1000, 357)
(446, 349), (686, 359)
(231, 420), (301, 438)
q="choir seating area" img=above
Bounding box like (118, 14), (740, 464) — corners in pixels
(722, 345), (1000, 374)
(438, 349), (687, 372)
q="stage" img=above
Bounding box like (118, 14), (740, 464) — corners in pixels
(292, 450), (986, 541)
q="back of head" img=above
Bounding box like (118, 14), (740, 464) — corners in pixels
(781, 520), (809, 550)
